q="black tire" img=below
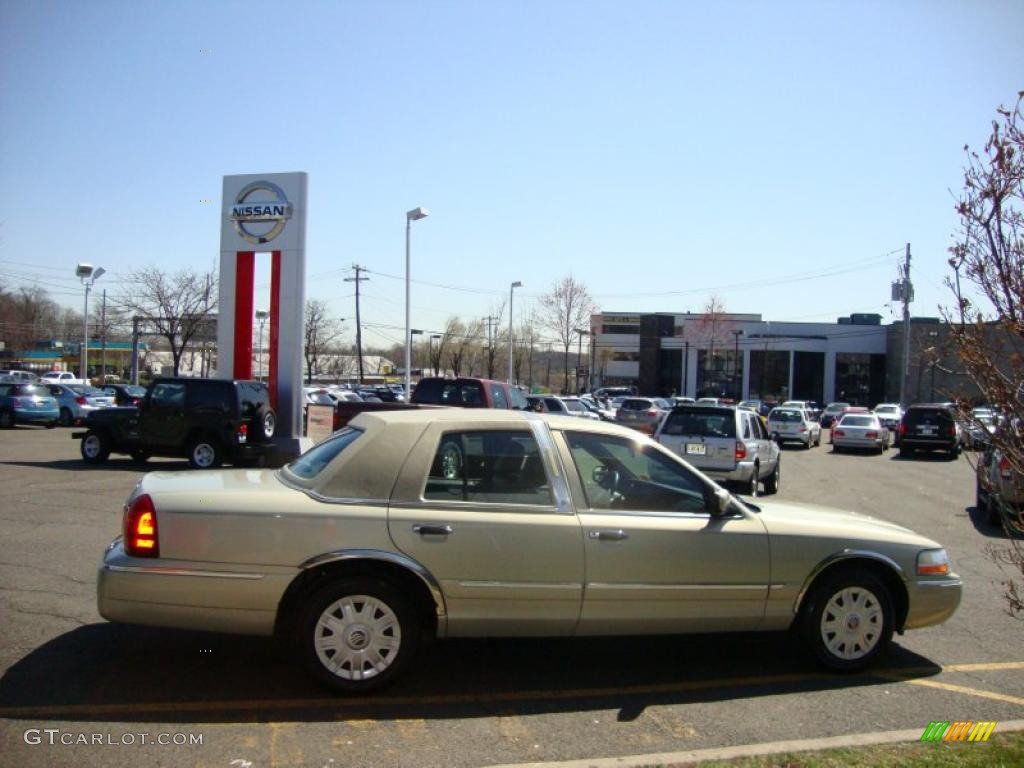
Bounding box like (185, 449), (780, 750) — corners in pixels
(800, 568), (894, 672)
(977, 481), (1000, 525)
(187, 435), (223, 469)
(900, 446), (914, 458)
(804, 435), (812, 450)
(0, 410), (13, 429)
(814, 431), (821, 447)
(746, 465), (759, 497)
(130, 449), (151, 464)
(294, 577), (420, 693)
(763, 460), (780, 495)
(832, 445), (842, 454)
(80, 430), (111, 464)
(45, 420), (57, 429)
(59, 407), (73, 427)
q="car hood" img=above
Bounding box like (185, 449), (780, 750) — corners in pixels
(747, 498), (940, 548)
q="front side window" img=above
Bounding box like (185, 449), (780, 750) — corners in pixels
(565, 431), (707, 514)
(491, 385), (509, 409)
(424, 430), (552, 506)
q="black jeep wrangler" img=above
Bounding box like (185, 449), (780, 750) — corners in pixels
(73, 378), (276, 468)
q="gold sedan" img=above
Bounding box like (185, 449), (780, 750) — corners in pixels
(98, 408), (961, 692)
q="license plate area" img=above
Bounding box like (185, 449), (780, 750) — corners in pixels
(686, 443), (706, 455)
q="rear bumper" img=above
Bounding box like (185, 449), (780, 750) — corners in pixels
(97, 538), (293, 637)
(900, 438), (957, 451)
(702, 461), (754, 483)
(834, 437), (885, 449)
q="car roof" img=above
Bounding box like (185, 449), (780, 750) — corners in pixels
(350, 406), (642, 436)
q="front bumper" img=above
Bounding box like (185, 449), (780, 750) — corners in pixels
(903, 575), (962, 630)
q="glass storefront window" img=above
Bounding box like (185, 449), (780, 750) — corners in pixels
(697, 349), (743, 399)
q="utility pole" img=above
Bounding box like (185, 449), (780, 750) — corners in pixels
(484, 315), (498, 378)
(895, 243), (913, 408)
(100, 289), (107, 382)
(345, 265), (369, 384)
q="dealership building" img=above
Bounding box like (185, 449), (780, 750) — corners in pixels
(589, 311), (955, 406)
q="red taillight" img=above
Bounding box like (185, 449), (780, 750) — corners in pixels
(237, 423), (248, 444)
(735, 441), (747, 460)
(131, 398), (140, 406)
(75, 396), (87, 405)
(949, 424), (957, 437)
(834, 430), (846, 438)
(799, 426), (807, 432)
(898, 423), (906, 435)
(865, 431), (878, 438)
(1000, 456), (1012, 479)
(123, 494), (159, 558)
(647, 409), (658, 417)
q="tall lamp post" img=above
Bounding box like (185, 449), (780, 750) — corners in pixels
(574, 328), (589, 394)
(255, 309), (269, 381)
(508, 281), (522, 384)
(429, 334), (441, 376)
(732, 329), (744, 400)
(409, 329), (423, 393)
(75, 263), (105, 384)
(405, 207), (429, 397)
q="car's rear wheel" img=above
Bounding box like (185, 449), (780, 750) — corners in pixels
(900, 446), (914, 458)
(295, 577), (419, 693)
(0, 410), (13, 428)
(801, 568), (893, 671)
(188, 435), (223, 469)
(80, 430), (111, 464)
(46, 420), (57, 429)
(763, 460), (780, 495)
(59, 407), (73, 427)
(130, 449), (151, 464)
(746, 465), (759, 497)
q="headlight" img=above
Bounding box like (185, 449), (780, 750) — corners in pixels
(917, 549), (950, 576)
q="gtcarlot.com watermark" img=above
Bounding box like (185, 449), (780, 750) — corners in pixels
(24, 728), (203, 746)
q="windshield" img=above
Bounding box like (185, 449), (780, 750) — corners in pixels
(770, 410), (803, 423)
(839, 416), (876, 427)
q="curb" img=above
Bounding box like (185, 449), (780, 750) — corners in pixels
(485, 719), (1024, 768)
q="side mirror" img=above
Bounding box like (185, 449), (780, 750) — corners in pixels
(705, 485), (733, 516)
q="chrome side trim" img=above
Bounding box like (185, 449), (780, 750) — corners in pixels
(792, 549), (905, 615)
(588, 582), (770, 591)
(303, 491), (389, 508)
(914, 579), (963, 588)
(299, 548), (447, 619)
(457, 581), (582, 590)
(104, 564), (264, 580)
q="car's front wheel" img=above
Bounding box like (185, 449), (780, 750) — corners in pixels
(80, 430), (111, 464)
(801, 568), (893, 671)
(0, 410), (13, 429)
(295, 577), (419, 693)
(187, 435), (223, 469)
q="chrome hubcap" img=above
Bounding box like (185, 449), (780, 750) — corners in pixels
(83, 436), (100, 457)
(820, 586), (883, 660)
(314, 595), (401, 681)
(441, 446), (461, 480)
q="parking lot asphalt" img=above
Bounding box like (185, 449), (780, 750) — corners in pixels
(1, 426), (1022, 767)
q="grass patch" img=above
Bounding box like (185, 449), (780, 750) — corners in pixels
(648, 730), (1024, 767)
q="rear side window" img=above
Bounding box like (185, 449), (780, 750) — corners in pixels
(661, 410), (737, 438)
(509, 388), (529, 410)
(413, 379), (485, 406)
(189, 381), (233, 411)
(424, 430), (552, 506)
(621, 399), (650, 411)
(287, 428), (363, 479)
(491, 385), (509, 409)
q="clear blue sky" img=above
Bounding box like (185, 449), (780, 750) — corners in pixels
(2, 0), (1022, 348)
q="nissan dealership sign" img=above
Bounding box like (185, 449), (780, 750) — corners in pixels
(229, 180), (294, 245)
(220, 173), (307, 253)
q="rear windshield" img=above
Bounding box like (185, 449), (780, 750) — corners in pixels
(412, 379), (486, 406)
(661, 409), (736, 438)
(825, 403), (850, 413)
(286, 428), (362, 480)
(71, 386), (105, 396)
(839, 416), (876, 427)
(8, 384), (47, 396)
(770, 410), (803, 423)
(906, 408), (953, 426)
(621, 399), (652, 411)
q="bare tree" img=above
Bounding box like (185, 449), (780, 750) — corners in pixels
(116, 267), (217, 377)
(304, 299), (343, 384)
(944, 91), (1024, 618)
(695, 295), (736, 396)
(538, 276), (597, 393)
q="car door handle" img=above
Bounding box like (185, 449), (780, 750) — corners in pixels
(589, 529), (629, 541)
(412, 524), (453, 536)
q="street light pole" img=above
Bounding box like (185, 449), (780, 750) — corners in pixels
(732, 329), (744, 400)
(405, 207), (428, 398)
(574, 329), (589, 394)
(430, 334), (441, 377)
(508, 281), (522, 384)
(76, 263), (105, 384)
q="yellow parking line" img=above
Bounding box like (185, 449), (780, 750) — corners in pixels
(900, 678), (1024, 707)
(942, 661), (1024, 673)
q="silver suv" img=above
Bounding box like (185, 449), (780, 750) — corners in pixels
(654, 405), (781, 496)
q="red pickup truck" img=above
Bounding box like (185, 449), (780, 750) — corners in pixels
(331, 377), (529, 430)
